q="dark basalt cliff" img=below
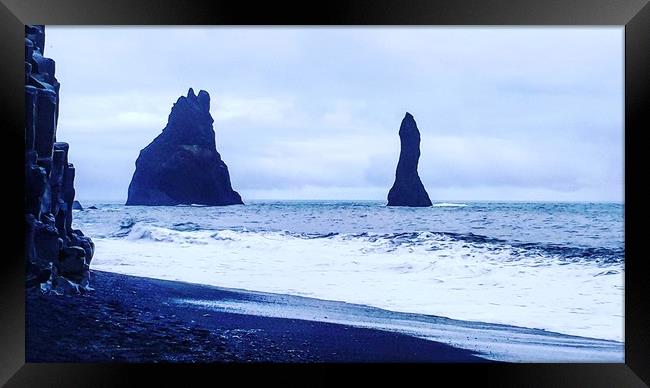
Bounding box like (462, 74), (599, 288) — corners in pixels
(387, 113), (432, 207)
(25, 25), (94, 294)
(126, 88), (243, 206)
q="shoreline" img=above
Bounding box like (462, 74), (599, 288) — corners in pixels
(26, 270), (487, 362)
(26, 270), (623, 362)
(73, 200), (624, 344)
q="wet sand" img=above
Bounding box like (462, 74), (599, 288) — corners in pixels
(26, 270), (487, 362)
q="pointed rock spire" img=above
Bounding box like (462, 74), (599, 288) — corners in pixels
(387, 112), (432, 207)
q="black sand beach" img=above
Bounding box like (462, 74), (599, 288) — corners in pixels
(26, 270), (487, 363)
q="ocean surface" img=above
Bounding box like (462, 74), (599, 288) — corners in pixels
(73, 200), (624, 341)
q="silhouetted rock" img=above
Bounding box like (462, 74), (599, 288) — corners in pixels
(126, 88), (243, 206)
(387, 113), (432, 207)
(33, 218), (61, 264)
(24, 25), (93, 293)
(70, 229), (94, 267)
(72, 200), (83, 210)
(59, 246), (87, 282)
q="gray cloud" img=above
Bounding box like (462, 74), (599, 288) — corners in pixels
(47, 27), (623, 202)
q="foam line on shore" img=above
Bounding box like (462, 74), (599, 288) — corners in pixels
(173, 287), (623, 362)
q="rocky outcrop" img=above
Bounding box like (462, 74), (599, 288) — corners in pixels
(126, 88), (243, 206)
(25, 25), (94, 294)
(387, 113), (432, 207)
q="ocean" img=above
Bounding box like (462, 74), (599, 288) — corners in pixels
(73, 200), (625, 342)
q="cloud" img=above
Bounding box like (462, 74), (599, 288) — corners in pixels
(365, 134), (622, 197)
(214, 96), (295, 124)
(47, 27), (623, 202)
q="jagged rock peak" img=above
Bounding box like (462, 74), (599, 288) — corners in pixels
(126, 88), (243, 206)
(163, 88), (216, 149)
(176, 88), (209, 108)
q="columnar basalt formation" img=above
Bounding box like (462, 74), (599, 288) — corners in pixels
(126, 88), (243, 206)
(25, 25), (94, 294)
(387, 113), (433, 207)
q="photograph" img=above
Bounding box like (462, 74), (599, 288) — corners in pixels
(22, 24), (626, 364)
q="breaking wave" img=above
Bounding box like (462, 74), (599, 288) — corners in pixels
(111, 221), (623, 267)
(73, 201), (625, 341)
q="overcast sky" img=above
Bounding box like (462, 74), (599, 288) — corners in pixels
(46, 27), (623, 202)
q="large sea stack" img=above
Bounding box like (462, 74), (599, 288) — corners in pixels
(387, 113), (432, 207)
(24, 25), (94, 294)
(126, 89), (243, 206)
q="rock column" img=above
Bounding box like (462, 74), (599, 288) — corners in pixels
(387, 113), (433, 207)
(25, 25), (94, 294)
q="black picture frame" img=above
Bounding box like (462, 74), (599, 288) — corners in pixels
(1, 0), (648, 386)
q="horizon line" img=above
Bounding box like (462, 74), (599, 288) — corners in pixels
(74, 198), (625, 204)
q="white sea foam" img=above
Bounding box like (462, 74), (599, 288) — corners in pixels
(174, 297), (622, 362)
(89, 226), (624, 342)
(432, 203), (468, 207)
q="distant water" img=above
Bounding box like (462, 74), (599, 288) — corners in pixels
(73, 200), (624, 341)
